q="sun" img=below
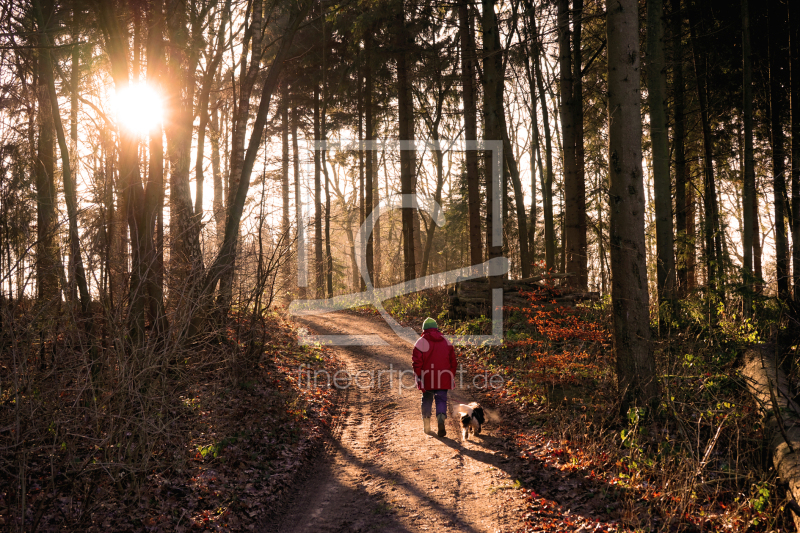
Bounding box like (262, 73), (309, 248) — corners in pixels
(114, 83), (163, 135)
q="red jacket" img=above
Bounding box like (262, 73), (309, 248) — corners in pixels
(412, 328), (457, 391)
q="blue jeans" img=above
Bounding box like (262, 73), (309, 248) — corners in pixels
(421, 390), (448, 418)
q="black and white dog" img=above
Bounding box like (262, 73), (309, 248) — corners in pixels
(457, 402), (485, 440)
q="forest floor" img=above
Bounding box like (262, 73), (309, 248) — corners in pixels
(270, 311), (624, 533)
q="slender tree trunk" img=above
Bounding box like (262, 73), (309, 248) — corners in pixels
(532, 14), (556, 270)
(606, 0), (657, 410)
(35, 1), (91, 320)
(482, 0), (504, 286)
(34, 27), (60, 304)
(358, 69), (365, 290)
(374, 139), (381, 286)
(742, 0), (756, 302)
(459, 1), (483, 270)
(218, 0), (263, 309)
(558, 0), (581, 286)
(292, 102), (306, 299)
(768, 0), (789, 299)
(520, 8), (543, 265)
(754, 192), (763, 291)
(502, 117), (531, 278)
(672, 0), (692, 296)
(396, 4), (416, 283)
(790, 0), (800, 300)
(314, 83), (324, 297)
(198, 0), (310, 319)
(689, 16), (718, 294)
(194, 2), (230, 221)
(364, 31), (375, 285)
(144, 0), (167, 336)
(648, 0), (676, 304)
(211, 101), (224, 247)
(321, 99), (333, 298)
(571, 0), (587, 287)
(96, 0), (150, 338)
(281, 82), (290, 239)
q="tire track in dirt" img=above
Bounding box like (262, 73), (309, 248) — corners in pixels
(266, 311), (525, 533)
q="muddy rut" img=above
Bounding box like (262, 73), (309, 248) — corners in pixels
(267, 312), (525, 533)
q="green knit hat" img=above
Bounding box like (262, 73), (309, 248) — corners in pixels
(422, 317), (438, 331)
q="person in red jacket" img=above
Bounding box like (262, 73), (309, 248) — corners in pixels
(413, 317), (457, 437)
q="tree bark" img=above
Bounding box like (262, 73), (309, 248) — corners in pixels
(194, 1), (230, 220)
(606, 0), (658, 409)
(211, 101), (224, 247)
(35, 0), (91, 321)
(364, 31), (375, 285)
(459, 1), (483, 270)
(199, 0), (310, 317)
(144, 0), (167, 336)
(768, 0), (789, 299)
(790, 0), (800, 300)
(292, 101), (306, 299)
(218, 0), (264, 309)
(647, 0), (676, 303)
(314, 83), (324, 297)
(689, 16), (719, 293)
(571, 0), (587, 288)
(34, 11), (61, 304)
(396, 3), (417, 283)
(742, 0), (756, 301)
(532, 13), (556, 270)
(482, 0), (504, 286)
(281, 81), (290, 239)
(672, 0), (692, 296)
(558, 0), (582, 287)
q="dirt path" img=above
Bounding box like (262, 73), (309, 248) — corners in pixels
(267, 311), (526, 533)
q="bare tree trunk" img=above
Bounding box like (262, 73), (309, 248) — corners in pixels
(768, 0), (789, 299)
(198, 0), (310, 325)
(558, 0), (582, 287)
(482, 0), (504, 286)
(194, 1), (230, 221)
(321, 90), (333, 298)
(34, 18), (61, 305)
(292, 101), (306, 299)
(742, 0), (756, 303)
(647, 0), (676, 304)
(281, 82), (290, 239)
(519, 5), (543, 265)
(529, 7), (555, 270)
(364, 31), (375, 285)
(35, 0), (91, 322)
(96, 0), (150, 338)
(459, 1), (483, 269)
(672, 0), (692, 296)
(689, 16), (719, 294)
(314, 83), (324, 297)
(396, 4), (416, 283)
(218, 0), (264, 309)
(606, 0), (657, 410)
(144, 0), (167, 336)
(358, 68), (365, 290)
(571, 0), (587, 287)
(211, 102), (224, 247)
(165, 0), (204, 299)
(502, 119), (531, 278)
(790, 0), (800, 300)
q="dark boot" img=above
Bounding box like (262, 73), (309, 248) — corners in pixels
(423, 417), (432, 435)
(436, 414), (446, 438)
